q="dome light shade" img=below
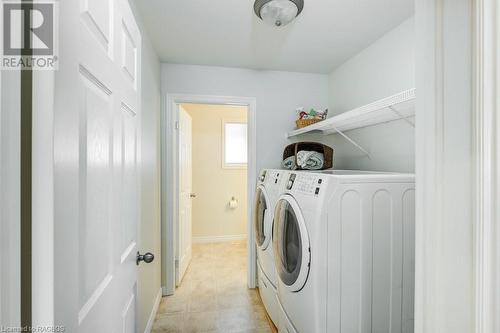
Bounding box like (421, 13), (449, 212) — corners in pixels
(254, 0), (304, 27)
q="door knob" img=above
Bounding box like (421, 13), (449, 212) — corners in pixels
(136, 252), (154, 265)
(190, 193), (197, 198)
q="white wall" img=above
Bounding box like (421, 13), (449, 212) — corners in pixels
(161, 64), (330, 172)
(138, 34), (162, 333)
(130, 1), (163, 332)
(322, 17), (415, 172)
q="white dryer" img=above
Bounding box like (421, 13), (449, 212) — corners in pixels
(254, 169), (287, 326)
(273, 170), (415, 333)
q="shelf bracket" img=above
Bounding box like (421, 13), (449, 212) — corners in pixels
(331, 126), (372, 159)
(388, 106), (415, 128)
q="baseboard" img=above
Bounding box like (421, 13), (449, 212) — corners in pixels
(144, 287), (162, 333)
(161, 286), (172, 296)
(192, 234), (247, 244)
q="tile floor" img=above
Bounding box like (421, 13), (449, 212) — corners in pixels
(152, 241), (276, 333)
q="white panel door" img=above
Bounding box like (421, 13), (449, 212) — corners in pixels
(176, 106), (193, 285)
(54, 0), (143, 331)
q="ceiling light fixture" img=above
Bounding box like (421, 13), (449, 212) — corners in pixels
(254, 0), (304, 27)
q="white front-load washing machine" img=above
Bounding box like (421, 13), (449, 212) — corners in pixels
(273, 170), (415, 333)
(254, 169), (287, 326)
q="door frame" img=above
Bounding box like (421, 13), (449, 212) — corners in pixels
(0, 67), (22, 327)
(415, 0), (500, 332)
(473, 0), (500, 331)
(0, 58), (54, 330)
(161, 93), (257, 295)
(415, 0), (475, 331)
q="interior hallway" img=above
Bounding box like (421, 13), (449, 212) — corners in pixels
(152, 241), (274, 333)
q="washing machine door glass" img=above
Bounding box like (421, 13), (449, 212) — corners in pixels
(253, 186), (269, 248)
(273, 195), (310, 292)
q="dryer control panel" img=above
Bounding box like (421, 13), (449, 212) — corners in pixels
(287, 172), (325, 196)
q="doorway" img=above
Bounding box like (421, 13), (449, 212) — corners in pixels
(157, 96), (274, 331)
(162, 95), (258, 296)
(183, 102), (248, 266)
(176, 103), (250, 287)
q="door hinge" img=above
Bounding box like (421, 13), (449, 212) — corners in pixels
(175, 259), (179, 268)
(175, 121), (179, 130)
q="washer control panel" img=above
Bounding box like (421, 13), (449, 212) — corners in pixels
(287, 173), (325, 196)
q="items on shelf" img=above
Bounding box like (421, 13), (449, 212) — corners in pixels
(287, 89), (416, 159)
(288, 89), (415, 138)
(282, 142), (334, 170)
(295, 107), (328, 129)
(296, 151), (324, 170)
(282, 156), (296, 169)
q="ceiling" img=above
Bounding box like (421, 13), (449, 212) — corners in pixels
(133, 0), (414, 74)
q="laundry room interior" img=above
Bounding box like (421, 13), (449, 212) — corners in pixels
(142, 0), (417, 331)
(3, 0), (486, 330)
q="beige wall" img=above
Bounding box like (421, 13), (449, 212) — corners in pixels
(182, 104), (248, 240)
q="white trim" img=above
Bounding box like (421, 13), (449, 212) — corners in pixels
(32, 70), (55, 327)
(192, 234), (247, 244)
(0, 56), (2, 326)
(415, 1), (475, 332)
(161, 93), (257, 296)
(473, 1), (499, 332)
(144, 288), (162, 333)
(0, 61), (21, 327)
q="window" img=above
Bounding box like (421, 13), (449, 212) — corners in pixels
(223, 121), (247, 168)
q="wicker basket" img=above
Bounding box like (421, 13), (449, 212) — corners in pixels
(283, 142), (334, 170)
(296, 118), (322, 129)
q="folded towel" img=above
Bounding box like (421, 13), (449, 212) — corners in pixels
(282, 156), (297, 170)
(296, 150), (324, 170)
